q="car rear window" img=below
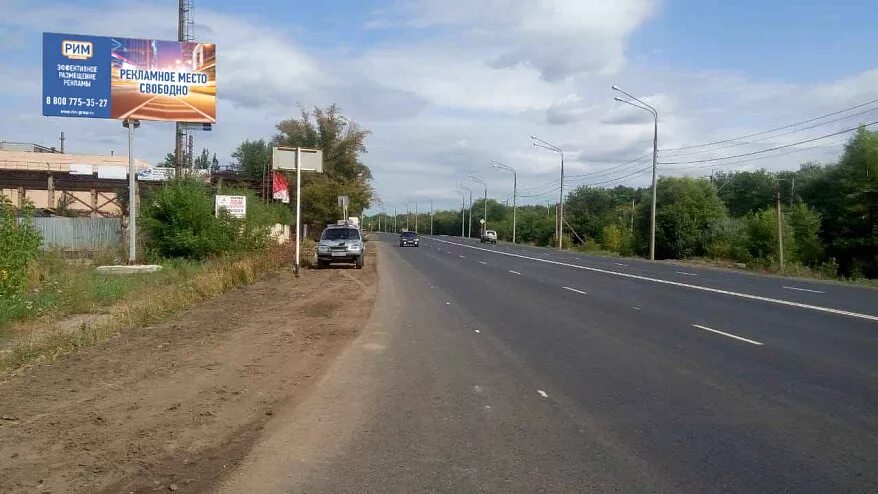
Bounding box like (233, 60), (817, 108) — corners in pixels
(321, 228), (360, 240)
(402, 232), (417, 238)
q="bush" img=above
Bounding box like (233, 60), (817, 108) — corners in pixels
(600, 224), (623, 253)
(141, 179), (292, 260)
(0, 197), (42, 303)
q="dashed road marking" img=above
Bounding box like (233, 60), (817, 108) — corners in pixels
(509, 270), (521, 275)
(632, 306), (641, 311)
(692, 324), (763, 346)
(783, 286), (826, 294)
(425, 237), (878, 323)
(459, 255), (466, 259)
(614, 262), (628, 267)
(473, 329), (480, 334)
(562, 286), (588, 295)
(478, 261), (487, 265)
(537, 390), (549, 398)
(676, 271), (698, 276)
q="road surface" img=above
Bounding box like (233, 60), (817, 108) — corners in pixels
(222, 234), (878, 493)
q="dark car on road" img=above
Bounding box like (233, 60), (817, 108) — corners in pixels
(399, 231), (420, 247)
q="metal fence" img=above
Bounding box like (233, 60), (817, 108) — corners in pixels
(23, 217), (123, 251)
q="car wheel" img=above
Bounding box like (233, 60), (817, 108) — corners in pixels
(355, 256), (364, 269)
(317, 260), (329, 269)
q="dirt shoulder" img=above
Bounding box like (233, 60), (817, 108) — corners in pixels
(0, 249), (378, 493)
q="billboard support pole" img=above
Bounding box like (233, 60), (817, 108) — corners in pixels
(295, 147), (302, 276)
(125, 119), (139, 264)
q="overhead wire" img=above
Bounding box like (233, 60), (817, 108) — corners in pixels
(658, 97), (878, 153)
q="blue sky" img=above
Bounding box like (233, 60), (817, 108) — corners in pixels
(1, 0), (876, 210)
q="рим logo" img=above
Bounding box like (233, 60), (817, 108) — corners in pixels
(62, 40), (93, 60)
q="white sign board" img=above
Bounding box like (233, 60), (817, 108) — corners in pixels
(137, 167), (175, 182)
(338, 195), (349, 209)
(97, 165), (127, 179)
(272, 147), (324, 172)
(215, 195), (247, 219)
(69, 163), (93, 175)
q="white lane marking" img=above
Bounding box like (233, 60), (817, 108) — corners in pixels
(692, 324), (764, 346)
(537, 390), (549, 398)
(676, 271), (698, 276)
(575, 257), (581, 260)
(426, 237), (878, 322)
(783, 286), (826, 294)
(474, 329), (480, 334)
(632, 306), (641, 311)
(459, 255), (466, 259)
(509, 270), (521, 275)
(478, 261), (487, 265)
(562, 286), (588, 295)
(615, 262), (629, 267)
(445, 302), (451, 305)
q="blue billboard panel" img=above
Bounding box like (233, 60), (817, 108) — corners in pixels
(42, 32), (216, 122)
(43, 33), (112, 118)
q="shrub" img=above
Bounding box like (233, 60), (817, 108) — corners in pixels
(0, 196), (42, 302)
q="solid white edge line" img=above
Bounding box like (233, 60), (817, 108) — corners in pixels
(783, 286), (826, 294)
(424, 237), (878, 323)
(562, 286), (588, 295)
(692, 324), (764, 346)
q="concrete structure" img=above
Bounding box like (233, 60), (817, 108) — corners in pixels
(0, 148), (151, 216)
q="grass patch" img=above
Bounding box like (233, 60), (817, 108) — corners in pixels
(1, 245), (293, 371)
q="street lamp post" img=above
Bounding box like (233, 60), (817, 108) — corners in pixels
(613, 84), (658, 261)
(491, 160), (517, 244)
(457, 183), (473, 238)
(455, 190), (466, 237)
(531, 136), (565, 250)
(468, 175), (487, 235)
(430, 200), (434, 236)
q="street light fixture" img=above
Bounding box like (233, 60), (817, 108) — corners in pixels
(491, 160), (517, 244)
(468, 175), (488, 235)
(530, 136), (564, 250)
(613, 84), (659, 261)
(456, 182), (473, 238)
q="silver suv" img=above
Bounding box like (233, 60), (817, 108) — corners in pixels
(316, 225), (365, 269)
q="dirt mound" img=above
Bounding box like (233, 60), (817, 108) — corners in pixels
(0, 249), (377, 493)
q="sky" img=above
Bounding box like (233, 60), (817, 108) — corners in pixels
(1, 0), (877, 212)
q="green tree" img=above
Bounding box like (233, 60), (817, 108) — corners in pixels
(712, 170), (777, 216)
(272, 105), (374, 234)
(231, 139), (272, 181)
(640, 177), (727, 259)
(788, 203), (823, 266)
(193, 148), (211, 170)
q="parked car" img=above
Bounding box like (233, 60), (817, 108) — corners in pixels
(399, 231), (420, 247)
(316, 224), (365, 269)
(480, 230), (497, 244)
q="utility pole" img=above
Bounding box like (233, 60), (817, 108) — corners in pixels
(59, 131), (65, 153)
(430, 200), (434, 236)
(394, 207), (398, 233)
(776, 189), (784, 273)
(415, 202), (419, 234)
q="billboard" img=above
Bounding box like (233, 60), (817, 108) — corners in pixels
(42, 32), (216, 123)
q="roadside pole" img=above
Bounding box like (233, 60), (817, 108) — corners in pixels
(295, 147), (302, 275)
(430, 200), (434, 236)
(124, 119), (140, 264)
(776, 189), (784, 273)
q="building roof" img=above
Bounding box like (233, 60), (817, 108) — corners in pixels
(0, 150), (152, 173)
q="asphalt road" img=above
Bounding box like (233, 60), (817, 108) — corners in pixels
(223, 234), (878, 493)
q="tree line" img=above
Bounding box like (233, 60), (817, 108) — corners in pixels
(368, 127), (877, 279)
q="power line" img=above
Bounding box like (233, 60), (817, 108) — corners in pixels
(658, 97), (878, 153)
(658, 121), (878, 165)
(660, 106), (878, 159)
(565, 152), (652, 179)
(663, 135), (852, 172)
